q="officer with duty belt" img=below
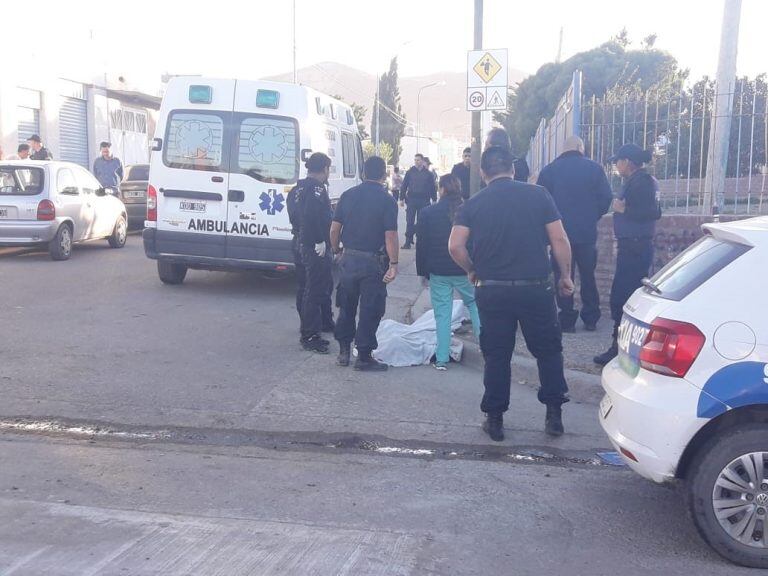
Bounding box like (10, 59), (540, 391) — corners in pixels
(286, 153), (334, 354)
(331, 156), (399, 371)
(400, 153), (437, 249)
(449, 146), (574, 441)
(594, 144), (661, 366)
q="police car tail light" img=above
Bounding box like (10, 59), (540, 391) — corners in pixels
(639, 318), (705, 378)
(147, 185), (157, 221)
(36, 199), (55, 221)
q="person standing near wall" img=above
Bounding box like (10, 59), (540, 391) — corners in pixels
(594, 144), (661, 366)
(27, 135), (52, 160)
(451, 147), (471, 200)
(400, 153), (437, 249)
(92, 142), (124, 194)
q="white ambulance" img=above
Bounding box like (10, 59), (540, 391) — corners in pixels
(143, 77), (363, 284)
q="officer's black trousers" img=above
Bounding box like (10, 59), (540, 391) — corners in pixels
(476, 283), (569, 414)
(293, 238), (333, 332)
(334, 252), (387, 355)
(297, 245), (333, 340)
(404, 200), (428, 245)
(552, 242), (600, 328)
(609, 237), (654, 335)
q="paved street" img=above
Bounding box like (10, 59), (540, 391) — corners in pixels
(0, 231), (750, 575)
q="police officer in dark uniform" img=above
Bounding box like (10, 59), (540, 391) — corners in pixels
(594, 144), (661, 365)
(400, 153), (437, 249)
(331, 156), (399, 371)
(286, 153), (334, 353)
(449, 146), (574, 441)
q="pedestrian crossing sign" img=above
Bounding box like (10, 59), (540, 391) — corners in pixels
(473, 53), (502, 84)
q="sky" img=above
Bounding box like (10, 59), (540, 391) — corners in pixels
(6, 0), (766, 93)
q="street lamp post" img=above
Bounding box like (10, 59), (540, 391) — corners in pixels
(416, 80), (446, 153)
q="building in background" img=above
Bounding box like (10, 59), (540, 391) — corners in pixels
(0, 74), (160, 169)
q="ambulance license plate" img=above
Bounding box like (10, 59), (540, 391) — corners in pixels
(0, 208), (7, 218)
(180, 201), (206, 212)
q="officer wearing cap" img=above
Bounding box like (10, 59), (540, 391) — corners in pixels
(331, 156), (399, 371)
(287, 152), (334, 354)
(27, 135), (52, 161)
(449, 145), (574, 441)
(594, 143), (661, 366)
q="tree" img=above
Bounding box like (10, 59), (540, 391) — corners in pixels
(494, 37), (679, 155)
(332, 95), (369, 139)
(371, 57), (406, 166)
(642, 34), (658, 50)
(363, 141), (393, 165)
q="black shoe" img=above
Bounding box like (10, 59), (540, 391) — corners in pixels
(301, 335), (330, 354)
(593, 340), (618, 366)
(482, 413), (504, 442)
(583, 323), (597, 332)
(337, 344), (351, 367)
(545, 404), (564, 437)
(401, 243), (412, 249)
(354, 355), (388, 372)
(561, 325), (576, 334)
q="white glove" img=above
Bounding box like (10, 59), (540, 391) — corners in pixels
(315, 242), (327, 257)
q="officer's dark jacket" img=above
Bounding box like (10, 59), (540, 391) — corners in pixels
(401, 166), (437, 205)
(613, 168), (661, 239)
(450, 162), (470, 200)
(31, 146), (53, 161)
(536, 150), (613, 244)
(415, 198), (466, 278)
(286, 177), (331, 247)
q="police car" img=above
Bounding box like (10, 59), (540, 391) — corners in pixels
(600, 216), (768, 567)
(143, 77), (363, 284)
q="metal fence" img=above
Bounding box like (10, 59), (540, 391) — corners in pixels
(529, 72), (768, 216)
(527, 71), (581, 177)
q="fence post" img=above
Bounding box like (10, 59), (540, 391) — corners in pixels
(572, 70), (582, 138)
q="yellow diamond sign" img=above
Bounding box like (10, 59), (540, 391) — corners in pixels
(473, 52), (502, 84)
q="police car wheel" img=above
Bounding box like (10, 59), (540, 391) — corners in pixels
(687, 424), (768, 568)
(157, 261), (187, 285)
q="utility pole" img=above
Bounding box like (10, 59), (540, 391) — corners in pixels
(292, 0), (297, 83)
(375, 75), (380, 154)
(556, 27), (564, 64)
(703, 0), (742, 216)
(469, 0), (483, 197)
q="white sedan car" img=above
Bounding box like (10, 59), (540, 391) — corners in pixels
(600, 216), (768, 568)
(0, 161), (127, 260)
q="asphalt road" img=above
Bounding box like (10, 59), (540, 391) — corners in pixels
(0, 233), (752, 575)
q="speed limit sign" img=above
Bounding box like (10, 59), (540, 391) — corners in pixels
(467, 89), (485, 111)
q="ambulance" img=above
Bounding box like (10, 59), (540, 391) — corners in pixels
(143, 77), (363, 284)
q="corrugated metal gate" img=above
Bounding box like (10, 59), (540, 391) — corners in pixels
(17, 107), (40, 144)
(59, 96), (88, 167)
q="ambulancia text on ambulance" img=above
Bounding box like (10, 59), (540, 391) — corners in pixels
(600, 216), (768, 568)
(143, 77), (363, 284)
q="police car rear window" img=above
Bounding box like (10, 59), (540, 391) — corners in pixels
(235, 114), (298, 184)
(647, 236), (751, 301)
(163, 111), (225, 172)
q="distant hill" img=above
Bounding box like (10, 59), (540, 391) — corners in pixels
(264, 61), (527, 142)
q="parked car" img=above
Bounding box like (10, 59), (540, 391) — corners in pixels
(119, 163), (149, 228)
(0, 160), (128, 260)
(600, 216), (768, 568)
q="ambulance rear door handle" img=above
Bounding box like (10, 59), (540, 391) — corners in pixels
(228, 190), (245, 202)
(211, 176), (224, 183)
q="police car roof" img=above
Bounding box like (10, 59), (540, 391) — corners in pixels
(702, 216), (768, 247)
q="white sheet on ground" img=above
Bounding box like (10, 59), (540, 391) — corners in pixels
(373, 300), (469, 367)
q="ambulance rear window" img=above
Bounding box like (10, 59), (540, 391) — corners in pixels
(235, 114), (299, 184)
(164, 111), (225, 172)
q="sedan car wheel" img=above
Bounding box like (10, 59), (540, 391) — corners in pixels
(108, 216), (127, 248)
(49, 224), (72, 261)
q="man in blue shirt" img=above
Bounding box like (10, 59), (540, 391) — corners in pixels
(92, 142), (124, 192)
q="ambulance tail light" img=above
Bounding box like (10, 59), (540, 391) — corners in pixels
(147, 185), (157, 221)
(639, 318), (705, 378)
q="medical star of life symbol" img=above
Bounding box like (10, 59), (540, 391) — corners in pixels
(259, 190), (285, 215)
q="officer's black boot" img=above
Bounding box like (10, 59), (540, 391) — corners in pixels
(301, 334), (329, 354)
(482, 413), (504, 442)
(337, 343), (351, 367)
(545, 404), (564, 437)
(593, 338), (618, 366)
(354, 352), (388, 372)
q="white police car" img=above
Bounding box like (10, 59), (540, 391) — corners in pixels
(600, 216), (768, 568)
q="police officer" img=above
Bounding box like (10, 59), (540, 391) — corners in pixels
(286, 153), (334, 354)
(449, 146), (574, 441)
(400, 153), (437, 249)
(331, 156), (399, 371)
(594, 144), (661, 366)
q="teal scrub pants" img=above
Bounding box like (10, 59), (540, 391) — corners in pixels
(429, 274), (482, 364)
